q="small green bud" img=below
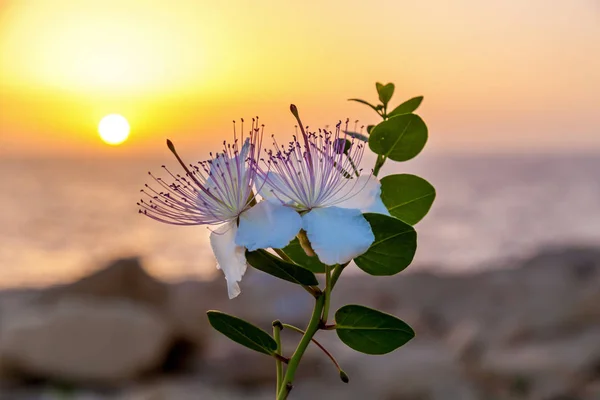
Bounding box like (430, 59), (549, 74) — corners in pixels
(290, 104), (299, 119)
(166, 139), (176, 153)
(340, 370), (350, 383)
(272, 320), (283, 330)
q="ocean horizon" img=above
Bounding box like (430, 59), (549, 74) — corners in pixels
(1, 152), (599, 289)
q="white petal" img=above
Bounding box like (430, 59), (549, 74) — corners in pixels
(236, 201), (302, 251)
(335, 175), (389, 215)
(209, 221), (247, 299)
(210, 138), (249, 173)
(302, 207), (375, 265)
(207, 138), (250, 191)
(255, 172), (294, 204)
(239, 137), (251, 160)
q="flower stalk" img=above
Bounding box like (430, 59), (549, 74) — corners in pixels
(330, 263), (348, 289)
(282, 323), (348, 383)
(277, 293), (326, 400)
(273, 320), (284, 395)
(321, 264), (332, 325)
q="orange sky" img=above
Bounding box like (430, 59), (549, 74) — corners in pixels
(0, 0), (599, 157)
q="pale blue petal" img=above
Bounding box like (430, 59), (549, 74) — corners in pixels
(236, 201), (302, 251)
(302, 207), (375, 265)
(335, 175), (389, 215)
(209, 221), (247, 299)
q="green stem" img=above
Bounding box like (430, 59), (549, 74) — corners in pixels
(282, 323), (346, 380)
(372, 108), (389, 176)
(330, 263), (347, 289)
(321, 264), (332, 324)
(277, 294), (326, 400)
(273, 321), (284, 396)
(373, 154), (386, 177)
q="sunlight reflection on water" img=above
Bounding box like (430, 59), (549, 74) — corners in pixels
(1, 153), (599, 288)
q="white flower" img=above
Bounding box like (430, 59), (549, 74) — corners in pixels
(139, 120), (300, 298)
(254, 107), (389, 265)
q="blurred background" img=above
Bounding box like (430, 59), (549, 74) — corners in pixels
(0, 1), (599, 399)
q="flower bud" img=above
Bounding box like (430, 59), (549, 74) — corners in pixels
(339, 370), (350, 383)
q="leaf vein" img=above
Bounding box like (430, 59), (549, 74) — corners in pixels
(387, 193), (435, 211)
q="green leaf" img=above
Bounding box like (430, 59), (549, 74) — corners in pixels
(246, 249), (318, 285)
(354, 213), (416, 275)
(280, 238), (327, 273)
(366, 125), (375, 134)
(388, 96), (423, 117)
(380, 174), (436, 225)
(369, 114), (428, 162)
(342, 131), (368, 142)
(335, 305), (415, 355)
(334, 138), (353, 154)
(376, 82), (395, 105)
(348, 98), (380, 114)
(207, 311), (277, 355)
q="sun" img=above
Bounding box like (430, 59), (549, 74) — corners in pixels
(98, 114), (130, 145)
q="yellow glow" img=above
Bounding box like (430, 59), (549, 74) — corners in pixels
(0, 0), (218, 93)
(0, 0), (599, 156)
(98, 114), (130, 146)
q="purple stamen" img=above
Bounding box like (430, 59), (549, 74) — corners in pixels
(257, 113), (367, 211)
(139, 120), (263, 226)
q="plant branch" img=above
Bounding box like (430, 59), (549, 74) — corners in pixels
(273, 353), (290, 364)
(282, 323), (347, 383)
(273, 320), (284, 395)
(373, 154), (386, 177)
(330, 263), (347, 289)
(320, 324), (337, 330)
(372, 107), (390, 176)
(277, 294), (326, 399)
(321, 264), (332, 324)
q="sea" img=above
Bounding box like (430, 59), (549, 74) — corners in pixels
(1, 153), (599, 289)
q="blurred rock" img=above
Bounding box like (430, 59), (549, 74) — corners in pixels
(342, 339), (478, 400)
(119, 376), (271, 400)
(478, 328), (600, 399)
(37, 258), (169, 309)
(0, 245), (600, 399)
(0, 298), (172, 385)
(164, 281), (216, 360)
(36, 259), (210, 372)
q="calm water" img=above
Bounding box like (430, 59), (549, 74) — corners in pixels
(1, 153), (599, 288)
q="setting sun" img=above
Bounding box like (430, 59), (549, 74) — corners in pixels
(98, 114), (130, 145)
